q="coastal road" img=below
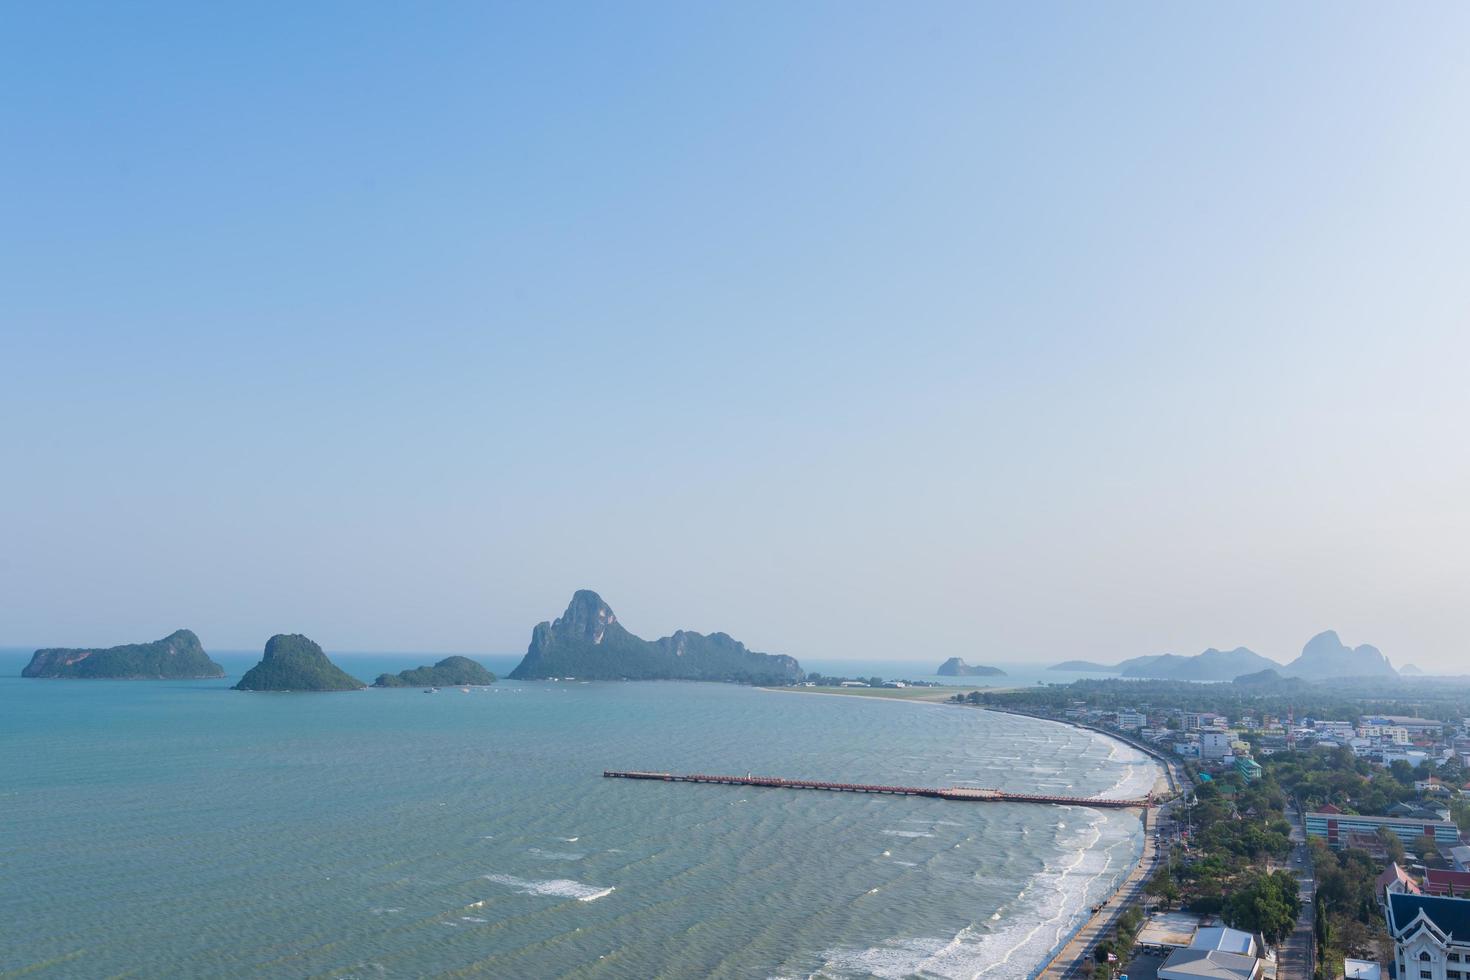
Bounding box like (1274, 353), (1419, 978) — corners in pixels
(1037, 805), (1165, 979)
(1274, 802), (1316, 980)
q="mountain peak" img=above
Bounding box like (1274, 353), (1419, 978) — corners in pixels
(508, 591), (802, 683)
(556, 590), (619, 644)
(1284, 630), (1396, 680)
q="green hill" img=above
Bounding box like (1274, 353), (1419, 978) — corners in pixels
(233, 634), (364, 691)
(508, 590), (803, 684)
(22, 629), (223, 679)
(373, 656), (496, 687)
(936, 657), (1005, 677)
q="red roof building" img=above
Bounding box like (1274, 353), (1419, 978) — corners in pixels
(1424, 869), (1470, 897)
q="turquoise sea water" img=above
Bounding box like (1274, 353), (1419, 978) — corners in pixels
(1, 651), (1154, 979)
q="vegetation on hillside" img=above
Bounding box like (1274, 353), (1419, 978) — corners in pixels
(22, 629), (224, 679)
(373, 656), (496, 687)
(233, 634), (364, 692)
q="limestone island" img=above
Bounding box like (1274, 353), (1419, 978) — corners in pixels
(233, 634), (365, 691)
(373, 656), (496, 687)
(22, 629), (224, 679)
(507, 589), (803, 684)
(935, 657), (1005, 677)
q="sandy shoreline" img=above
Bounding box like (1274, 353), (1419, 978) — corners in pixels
(765, 681), (1174, 979)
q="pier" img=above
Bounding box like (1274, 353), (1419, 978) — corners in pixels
(602, 770), (1149, 808)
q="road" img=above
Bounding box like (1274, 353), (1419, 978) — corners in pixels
(1274, 800), (1317, 980)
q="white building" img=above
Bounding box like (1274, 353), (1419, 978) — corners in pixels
(1386, 892), (1470, 980)
(1156, 925), (1263, 980)
(1200, 731), (1232, 760)
(1116, 711), (1147, 730)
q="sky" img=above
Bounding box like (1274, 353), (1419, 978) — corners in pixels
(3, 4), (1469, 669)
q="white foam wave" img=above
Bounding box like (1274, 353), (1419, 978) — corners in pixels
(820, 809), (1139, 978)
(881, 830), (934, 839)
(528, 847), (585, 860)
(483, 873), (615, 902)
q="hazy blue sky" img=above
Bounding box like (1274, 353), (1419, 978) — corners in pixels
(4, 4), (1469, 669)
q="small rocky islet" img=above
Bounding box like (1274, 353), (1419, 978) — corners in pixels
(935, 657), (1005, 677)
(373, 656), (496, 687)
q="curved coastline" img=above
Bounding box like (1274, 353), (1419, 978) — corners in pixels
(763, 686), (1169, 979)
(975, 707), (1178, 979)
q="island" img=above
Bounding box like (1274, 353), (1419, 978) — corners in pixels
(373, 656), (496, 687)
(507, 590), (803, 684)
(1048, 660), (1120, 673)
(21, 629), (224, 679)
(233, 634), (365, 691)
(935, 657), (1005, 677)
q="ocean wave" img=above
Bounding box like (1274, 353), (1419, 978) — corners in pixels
(483, 873), (615, 902)
(881, 829), (934, 839)
(820, 812), (1138, 978)
(528, 847), (585, 860)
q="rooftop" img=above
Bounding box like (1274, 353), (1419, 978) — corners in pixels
(1158, 947), (1260, 980)
(1387, 892), (1470, 941)
(1192, 926), (1257, 956)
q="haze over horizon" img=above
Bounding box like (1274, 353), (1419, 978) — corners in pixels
(5, 5), (1469, 670)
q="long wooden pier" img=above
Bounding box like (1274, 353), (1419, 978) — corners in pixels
(602, 770), (1148, 808)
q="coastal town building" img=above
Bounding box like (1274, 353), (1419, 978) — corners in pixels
(1378, 863), (1422, 903)
(1235, 757), (1263, 783)
(1386, 892), (1470, 980)
(1423, 869), (1470, 897)
(1364, 715), (1444, 738)
(1116, 711), (1147, 730)
(1200, 731), (1232, 760)
(1156, 925), (1264, 980)
(1306, 810), (1461, 850)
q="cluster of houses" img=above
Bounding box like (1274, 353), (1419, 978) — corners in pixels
(1067, 702), (1470, 791)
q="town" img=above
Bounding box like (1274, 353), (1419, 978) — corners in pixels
(956, 676), (1470, 980)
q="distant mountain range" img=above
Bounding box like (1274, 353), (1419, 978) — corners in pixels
(507, 590), (803, 684)
(1047, 630), (1402, 682)
(1117, 647), (1279, 681)
(1049, 660), (1120, 673)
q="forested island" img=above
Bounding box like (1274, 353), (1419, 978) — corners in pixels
(233, 634), (365, 691)
(373, 656), (496, 687)
(507, 590), (803, 684)
(22, 629), (224, 679)
(935, 657), (1005, 677)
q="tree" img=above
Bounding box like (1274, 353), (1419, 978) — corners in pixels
(1415, 833), (1440, 863)
(1378, 826), (1406, 864)
(1223, 870), (1300, 946)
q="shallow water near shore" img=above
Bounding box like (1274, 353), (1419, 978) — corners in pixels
(1, 651), (1154, 979)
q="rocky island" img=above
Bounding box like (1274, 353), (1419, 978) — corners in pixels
(233, 634), (365, 691)
(22, 629), (224, 679)
(373, 656), (496, 687)
(935, 657), (1005, 677)
(507, 590), (803, 684)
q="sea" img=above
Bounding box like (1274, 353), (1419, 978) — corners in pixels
(1, 650), (1157, 979)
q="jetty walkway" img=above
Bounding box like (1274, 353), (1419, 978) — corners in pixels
(602, 770), (1150, 808)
